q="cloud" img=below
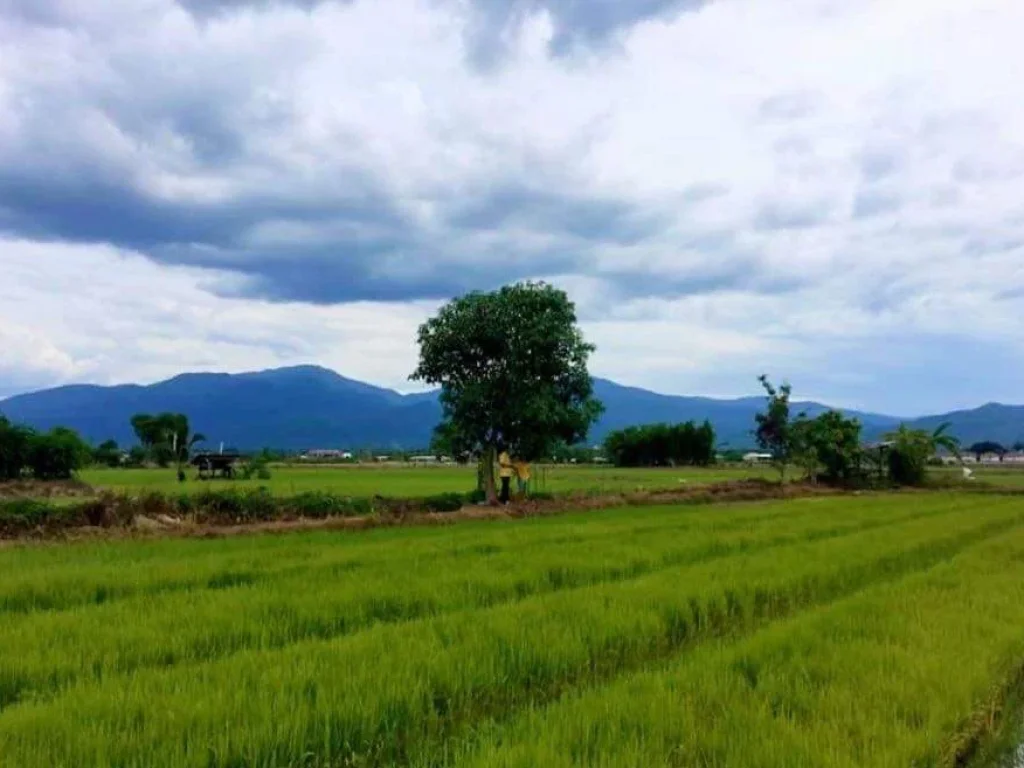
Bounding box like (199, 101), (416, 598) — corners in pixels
(2, 0), (1024, 411)
(458, 0), (707, 66)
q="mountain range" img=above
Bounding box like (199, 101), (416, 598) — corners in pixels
(2, 366), (1023, 450)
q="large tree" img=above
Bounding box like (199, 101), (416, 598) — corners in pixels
(412, 282), (603, 503)
(130, 413), (206, 468)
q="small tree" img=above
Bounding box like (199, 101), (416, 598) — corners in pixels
(412, 282), (603, 504)
(968, 441), (1006, 462)
(884, 422), (961, 486)
(754, 375), (800, 482)
(93, 440), (122, 468)
(26, 427), (91, 480)
(793, 411), (863, 485)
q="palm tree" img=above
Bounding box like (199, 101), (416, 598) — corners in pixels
(929, 422), (962, 461)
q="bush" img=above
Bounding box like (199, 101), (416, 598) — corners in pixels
(287, 491), (351, 519)
(239, 457), (273, 481)
(0, 499), (58, 528)
(0, 499), (86, 536)
(420, 493), (465, 513)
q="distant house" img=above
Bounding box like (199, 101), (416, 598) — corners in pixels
(410, 455), (439, 464)
(742, 452), (774, 464)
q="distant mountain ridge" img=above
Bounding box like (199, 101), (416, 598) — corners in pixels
(2, 366), (1022, 450)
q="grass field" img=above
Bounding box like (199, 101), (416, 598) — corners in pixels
(1, 491), (1023, 766)
(79, 463), (774, 497)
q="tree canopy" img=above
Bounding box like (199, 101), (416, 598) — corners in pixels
(130, 413), (206, 468)
(792, 410), (862, 484)
(0, 416), (91, 481)
(604, 422), (715, 467)
(883, 423), (961, 486)
(412, 282), (603, 502)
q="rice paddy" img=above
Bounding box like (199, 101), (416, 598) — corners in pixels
(76, 463), (775, 497)
(0, 491), (1023, 766)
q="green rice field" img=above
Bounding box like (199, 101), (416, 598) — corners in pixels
(1, 491), (1024, 766)
(79, 463), (774, 497)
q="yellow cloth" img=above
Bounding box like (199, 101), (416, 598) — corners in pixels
(498, 451), (514, 478)
(513, 461), (531, 481)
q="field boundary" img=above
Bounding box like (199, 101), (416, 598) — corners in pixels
(1, 479), (861, 544)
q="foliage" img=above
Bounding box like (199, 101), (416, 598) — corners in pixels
(604, 422), (716, 467)
(239, 456), (273, 481)
(25, 427), (93, 480)
(884, 422), (962, 486)
(412, 282), (603, 503)
(968, 440), (1006, 460)
(0, 415), (33, 481)
(753, 375), (801, 482)
(429, 421), (474, 462)
(1, 417), (91, 481)
(420, 492), (465, 513)
(130, 413), (207, 468)
(124, 446), (148, 468)
(92, 440), (122, 468)
(791, 410), (863, 485)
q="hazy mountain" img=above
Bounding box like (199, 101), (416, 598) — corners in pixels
(1, 366), (1021, 450)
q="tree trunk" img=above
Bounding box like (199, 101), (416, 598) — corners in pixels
(481, 446), (498, 505)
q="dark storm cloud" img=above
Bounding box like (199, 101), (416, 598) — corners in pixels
(446, 183), (669, 245)
(462, 0), (707, 66)
(0, 159), (674, 303)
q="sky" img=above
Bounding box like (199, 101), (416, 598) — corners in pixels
(1, 0), (1023, 416)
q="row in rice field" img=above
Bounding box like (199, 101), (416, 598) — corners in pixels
(0, 492), (1018, 766)
(0, 492), (849, 614)
(0, 493), (974, 709)
(450, 524), (1024, 767)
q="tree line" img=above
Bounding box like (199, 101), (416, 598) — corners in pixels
(0, 412), (207, 482)
(0, 416), (93, 481)
(753, 375), (965, 487)
(603, 422), (715, 467)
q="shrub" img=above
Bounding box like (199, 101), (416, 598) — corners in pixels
(420, 493), (465, 513)
(287, 491), (349, 519)
(192, 488), (247, 522)
(0, 499), (58, 528)
(239, 489), (278, 522)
